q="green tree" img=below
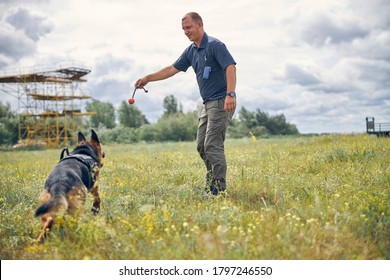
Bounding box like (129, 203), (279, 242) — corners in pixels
(229, 106), (299, 137)
(139, 124), (157, 142)
(266, 114), (299, 135)
(239, 106), (257, 129)
(118, 101), (149, 128)
(0, 102), (18, 146)
(255, 109), (269, 127)
(163, 95), (183, 117)
(155, 112), (197, 141)
(86, 100), (116, 129)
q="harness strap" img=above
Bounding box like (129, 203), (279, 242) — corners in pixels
(60, 147), (69, 160)
(59, 154), (99, 187)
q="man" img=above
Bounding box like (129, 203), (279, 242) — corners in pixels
(135, 12), (237, 196)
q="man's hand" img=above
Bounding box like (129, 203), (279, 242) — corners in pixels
(224, 96), (236, 112)
(135, 77), (148, 89)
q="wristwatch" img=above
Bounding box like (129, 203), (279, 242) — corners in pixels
(226, 92), (236, 98)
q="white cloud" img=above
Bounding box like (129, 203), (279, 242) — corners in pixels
(0, 6), (52, 67)
(5, 7), (52, 42)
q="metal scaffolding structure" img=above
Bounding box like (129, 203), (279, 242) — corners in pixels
(0, 65), (95, 147)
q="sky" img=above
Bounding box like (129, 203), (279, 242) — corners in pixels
(0, 0), (389, 134)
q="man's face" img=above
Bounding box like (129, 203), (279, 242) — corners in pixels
(182, 17), (202, 43)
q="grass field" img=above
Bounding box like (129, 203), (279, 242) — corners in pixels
(0, 134), (388, 260)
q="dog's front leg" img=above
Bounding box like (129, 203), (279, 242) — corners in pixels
(91, 186), (101, 214)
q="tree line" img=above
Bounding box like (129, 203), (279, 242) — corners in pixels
(0, 96), (298, 146)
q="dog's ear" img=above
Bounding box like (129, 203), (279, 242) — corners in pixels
(78, 132), (86, 144)
(91, 129), (100, 144)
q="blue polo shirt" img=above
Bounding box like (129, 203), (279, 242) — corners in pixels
(173, 33), (236, 103)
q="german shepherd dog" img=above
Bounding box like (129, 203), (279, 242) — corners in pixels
(35, 130), (105, 243)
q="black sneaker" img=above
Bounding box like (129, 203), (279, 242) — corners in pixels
(211, 179), (227, 197)
(210, 183), (219, 196)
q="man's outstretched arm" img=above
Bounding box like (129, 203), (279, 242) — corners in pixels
(135, 65), (180, 88)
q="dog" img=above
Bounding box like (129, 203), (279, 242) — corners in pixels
(35, 130), (105, 243)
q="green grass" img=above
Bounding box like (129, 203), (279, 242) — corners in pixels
(0, 134), (389, 259)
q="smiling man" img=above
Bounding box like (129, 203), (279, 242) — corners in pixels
(135, 12), (237, 197)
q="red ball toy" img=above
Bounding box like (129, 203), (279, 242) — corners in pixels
(128, 98), (135, 104)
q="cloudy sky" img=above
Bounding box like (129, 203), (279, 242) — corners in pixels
(0, 0), (389, 133)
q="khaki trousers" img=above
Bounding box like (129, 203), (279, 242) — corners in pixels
(196, 97), (234, 191)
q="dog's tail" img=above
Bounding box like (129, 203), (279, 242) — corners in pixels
(35, 195), (68, 217)
(36, 193), (68, 243)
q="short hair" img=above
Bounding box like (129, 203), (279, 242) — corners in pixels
(182, 12), (203, 24)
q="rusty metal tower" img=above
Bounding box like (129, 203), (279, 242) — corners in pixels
(0, 64), (95, 148)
